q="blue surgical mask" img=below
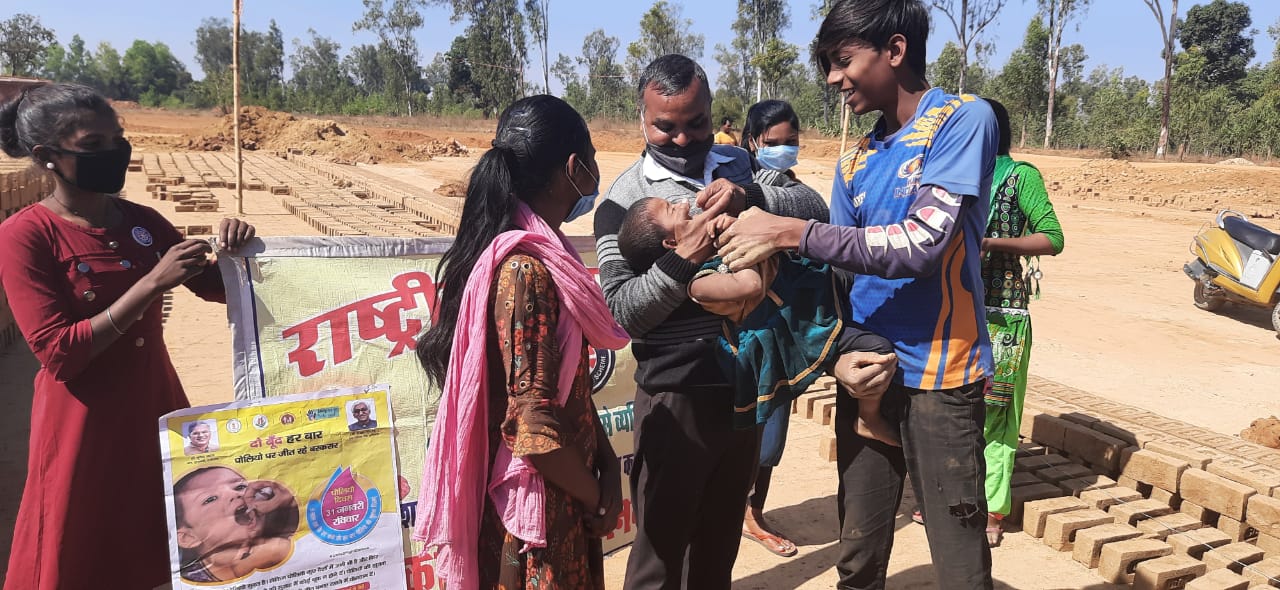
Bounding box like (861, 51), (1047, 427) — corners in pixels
(565, 161), (600, 222)
(754, 144), (800, 172)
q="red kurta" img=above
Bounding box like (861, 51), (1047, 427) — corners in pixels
(0, 199), (225, 590)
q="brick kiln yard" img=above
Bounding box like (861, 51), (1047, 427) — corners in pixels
(2, 103), (1280, 589)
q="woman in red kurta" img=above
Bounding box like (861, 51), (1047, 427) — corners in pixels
(0, 83), (255, 590)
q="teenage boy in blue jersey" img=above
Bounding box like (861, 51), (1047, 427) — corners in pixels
(716, 1), (997, 588)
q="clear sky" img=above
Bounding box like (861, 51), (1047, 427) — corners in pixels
(23, 0), (1280, 92)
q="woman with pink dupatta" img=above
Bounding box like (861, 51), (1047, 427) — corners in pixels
(413, 95), (629, 590)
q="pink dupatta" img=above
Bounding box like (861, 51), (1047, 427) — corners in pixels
(412, 201), (629, 590)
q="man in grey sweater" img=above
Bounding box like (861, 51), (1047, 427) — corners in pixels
(593, 54), (828, 589)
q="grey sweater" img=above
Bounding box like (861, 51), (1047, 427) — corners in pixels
(593, 145), (829, 391)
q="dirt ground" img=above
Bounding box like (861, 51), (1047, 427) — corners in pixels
(2, 105), (1278, 588)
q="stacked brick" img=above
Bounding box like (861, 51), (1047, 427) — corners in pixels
(0, 166), (55, 350)
(288, 154), (461, 235)
(142, 152), (458, 238)
(1010, 375), (1280, 589)
(785, 374), (1280, 588)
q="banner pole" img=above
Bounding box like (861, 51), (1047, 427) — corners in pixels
(232, 0), (244, 215)
(839, 103), (850, 157)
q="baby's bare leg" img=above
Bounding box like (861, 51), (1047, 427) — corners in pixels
(855, 395), (900, 447)
(832, 352), (901, 447)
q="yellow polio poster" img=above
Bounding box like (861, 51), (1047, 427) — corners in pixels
(160, 385), (406, 590)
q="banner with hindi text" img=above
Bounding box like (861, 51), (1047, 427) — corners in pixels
(218, 237), (642, 589)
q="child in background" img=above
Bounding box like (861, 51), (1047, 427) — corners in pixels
(617, 197), (899, 445)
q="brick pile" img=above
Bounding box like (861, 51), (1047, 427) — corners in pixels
(141, 152), (460, 237)
(0, 166), (56, 349)
(785, 374), (1280, 588)
(1012, 376), (1280, 588)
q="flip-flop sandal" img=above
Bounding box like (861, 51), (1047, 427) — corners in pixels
(742, 529), (798, 557)
(986, 526), (1003, 547)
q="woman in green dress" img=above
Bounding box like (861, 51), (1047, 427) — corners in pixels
(981, 99), (1065, 547)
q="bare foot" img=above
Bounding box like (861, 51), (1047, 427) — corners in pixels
(855, 414), (901, 447)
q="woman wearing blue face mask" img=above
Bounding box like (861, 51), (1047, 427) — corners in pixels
(737, 98), (806, 558)
(741, 100), (802, 184)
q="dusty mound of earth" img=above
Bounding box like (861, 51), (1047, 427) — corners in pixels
(436, 180), (467, 198)
(1047, 157), (1280, 216)
(1217, 157), (1256, 166)
(1242, 417), (1280, 448)
(1054, 158), (1156, 185)
(181, 106), (468, 164)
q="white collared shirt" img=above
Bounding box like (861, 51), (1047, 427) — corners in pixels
(642, 149), (738, 189)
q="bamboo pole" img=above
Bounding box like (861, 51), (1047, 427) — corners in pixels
(839, 103), (851, 156)
(232, 0), (244, 215)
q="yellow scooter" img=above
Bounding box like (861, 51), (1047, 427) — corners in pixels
(1183, 210), (1280, 333)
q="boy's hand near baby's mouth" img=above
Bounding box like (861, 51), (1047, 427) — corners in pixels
(708, 214), (737, 247)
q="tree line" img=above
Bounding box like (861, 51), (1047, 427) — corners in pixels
(1, 0), (1277, 159)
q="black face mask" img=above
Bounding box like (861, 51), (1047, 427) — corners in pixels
(45, 139), (133, 195)
(644, 132), (714, 180)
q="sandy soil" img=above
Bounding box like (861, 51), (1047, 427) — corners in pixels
(2, 106), (1278, 587)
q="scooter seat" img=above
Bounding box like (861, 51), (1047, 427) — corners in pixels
(1223, 216), (1280, 255)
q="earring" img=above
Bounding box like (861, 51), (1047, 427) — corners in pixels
(45, 162), (54, 170)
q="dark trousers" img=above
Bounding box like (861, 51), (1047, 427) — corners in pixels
(835, 380), (993, 590)
(623, 387), (759, 590)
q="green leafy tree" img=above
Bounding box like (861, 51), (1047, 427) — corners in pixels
(441, 35), (483, 111)
(738, 0), (792, 101)
(524, 0), (550, 92)
(122, 40), (192, 104)
(928, 41), (988, 94)
(194, 19), (285, 110)
(751, 38), (799, 100)
(627, 0), (705, 82)
(1044, 43), (1088, 148)
(43, 38), (105, 91)
(1142, 0), (1180, 157)
(1037, 0), (1090, 148)
(62, 36), (93, 85)
(41, 43), (67, 81)
(288, 29), (355, 113)
(552, 53), (588, 111)
(551, 29), (630, 119)
(194, 17), (234, 75)
(431, 0), (529, 116)
(345, 44), (387, 93)
(1170, 50), (1243, 158)
(988, 16), (1049, 148)
(713, 42), (751, 109)
(1178, 0), (1255, 87)
(242, 21), (286, 108)
(578, 29), (631, 118)
(192, 18), (233, 111)
(354, 0), (429, 115)
(1242, 87), (1280, 160)
(87, 42), (126, 98)
(0, 14), (56, 76)
(1075, 66), (1158, 154)
(930, 0), (1007, 93)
